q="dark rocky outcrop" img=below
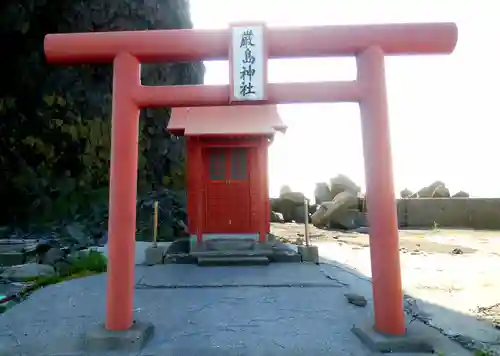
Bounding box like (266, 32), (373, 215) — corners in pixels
(0, 0), (204, 231)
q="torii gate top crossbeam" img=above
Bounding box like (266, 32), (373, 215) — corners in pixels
(44, 22), (457, 64)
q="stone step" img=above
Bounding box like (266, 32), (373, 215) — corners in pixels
(269, 252), (303, 263)
(190, 249), (272, 258)
(197, 256), (270, 267)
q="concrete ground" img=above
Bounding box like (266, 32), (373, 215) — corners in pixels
(0, 262), (471, 355)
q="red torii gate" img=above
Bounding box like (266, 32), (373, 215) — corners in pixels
(44, 23), (457, 339)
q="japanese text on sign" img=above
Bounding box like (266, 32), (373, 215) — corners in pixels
(230, 25), (266, 101)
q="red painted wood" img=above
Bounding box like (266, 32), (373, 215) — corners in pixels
(186, 138), (195, 235)
(201, 136), (264, 147)
(263, 138), (271, 236)
(257, 138), (268, 242)
(186, 138), (203, 237)
(203, 146), (252, 233)
(227, 147), (251, 233)
(204, 148), (230, 232)
(137, 81), (361, 108)
(45, 23), (458, 64)
(248, 146), (259, 233)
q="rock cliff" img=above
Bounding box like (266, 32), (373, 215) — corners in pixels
(0, 0), (204, 225)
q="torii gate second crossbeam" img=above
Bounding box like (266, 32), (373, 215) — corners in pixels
(44, 22), (458, 351)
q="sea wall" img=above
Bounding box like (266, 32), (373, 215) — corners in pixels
(397, 198), (500, 230)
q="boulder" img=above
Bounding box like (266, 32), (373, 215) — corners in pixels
(273, 191), (308, 223)
(279, 191), (306, 204)
(1, 263), (56, 281)
(417, 181), (446, 198)
(40, 247), (65, 266)
(279, 185), (292, 195)
(431, 185), (450, 198)
(311, 191), (359, 229)
(270, 211), (285, 223)
(279, 191), (306, 222)
(64, 222), (92, 247)
(270, 198), (281, 212)
(314, 182), (332, 205)
(311, 205), (326, 226)
(452, 190), (470, 198)
(329, 174), (361, 199)
(293, 205), (310, 224)
(400, 188), (413, 198)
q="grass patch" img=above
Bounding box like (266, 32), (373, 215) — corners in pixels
(474, 350), (495, 356)
(30, 249), (107, 285)
(63, 249), (107, 275)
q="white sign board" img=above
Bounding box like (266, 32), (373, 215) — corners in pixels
(230, 25), (267, 102)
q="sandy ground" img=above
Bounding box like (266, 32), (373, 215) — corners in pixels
(272, 223), (500, 353)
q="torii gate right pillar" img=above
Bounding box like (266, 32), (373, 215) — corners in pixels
(357, 46), (405, 334)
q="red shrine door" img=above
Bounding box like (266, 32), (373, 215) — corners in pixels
(204, 147), (251, 233)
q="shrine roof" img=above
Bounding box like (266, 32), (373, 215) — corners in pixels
(167, 105), (287, 136)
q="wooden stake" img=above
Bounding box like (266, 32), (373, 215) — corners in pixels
(304, 197), (310, 247)
(152, 200), (159, 247)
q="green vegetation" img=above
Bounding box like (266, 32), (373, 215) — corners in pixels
(38, 249), (107, 282)
(27, 250), (107, 288)
(0, 250), (107, 313)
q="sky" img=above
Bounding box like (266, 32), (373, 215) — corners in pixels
(189, 0), (500, 199)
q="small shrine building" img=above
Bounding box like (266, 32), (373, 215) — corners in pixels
(168, 105), (286, 245)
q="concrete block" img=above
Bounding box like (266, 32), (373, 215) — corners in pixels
(352, 323), (433, 353)
(144, 245), (168, 265)
(297, 245), (319, 263)
(83, 320), (154, 353)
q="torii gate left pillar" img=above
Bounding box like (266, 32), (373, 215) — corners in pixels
(44, 22), (457, 352)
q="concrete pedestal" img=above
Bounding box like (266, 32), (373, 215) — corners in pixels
(144, 245), (168, 265)
(351, 323), (433, 353)
(83, 321), (154, 352)
(297, 245), (319, 263)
